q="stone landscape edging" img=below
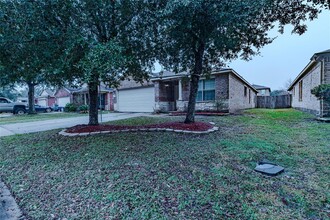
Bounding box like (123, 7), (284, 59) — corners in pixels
(59, 123), (219, 136)
(316, 117), (330, 122)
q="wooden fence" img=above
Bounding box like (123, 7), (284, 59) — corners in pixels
(257, 95), (292, 109)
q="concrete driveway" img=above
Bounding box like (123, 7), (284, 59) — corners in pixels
(0, 112), (148, 137)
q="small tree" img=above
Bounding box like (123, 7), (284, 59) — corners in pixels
(312, 84), (330, 117)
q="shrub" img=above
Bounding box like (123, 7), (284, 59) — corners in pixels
(215, 98), (228, 112)
(311, 84), (330, 103)
(78, 104), (89, 113)
(64, 103), (77, 112)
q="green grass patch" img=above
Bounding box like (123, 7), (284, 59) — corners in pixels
(0, 109), (329, 219)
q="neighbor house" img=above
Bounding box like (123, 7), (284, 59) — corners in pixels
(72, 85), (114, 111)
(37, 89), (56, 107)
(54, 87), (78, 108)
(54, 85), (114, 110)
(114, 69), (257, 113)
(288, 49), (330, 116)
(252, 84), (271, 96)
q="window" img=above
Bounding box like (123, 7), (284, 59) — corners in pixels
(299, 80), (302, 102)
(260, 89), (265, 95)
(249, 89), (251, 103)
(292, 86), (295, 96)
(196, 79), (215, 101)
(0, 98), (9, 103)
(244, 86), (247, 97)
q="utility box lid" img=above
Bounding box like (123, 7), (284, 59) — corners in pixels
(254, 160), (284, 176)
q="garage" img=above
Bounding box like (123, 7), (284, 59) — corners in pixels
(57, 97), (70, 107)
(38, 99), (47, 106)
(117, 87), (155, 112)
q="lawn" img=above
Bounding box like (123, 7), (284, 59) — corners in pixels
(0, 109), (329, 219)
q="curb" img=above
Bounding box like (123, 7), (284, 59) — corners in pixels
(58, 123), (219, 137)
(316, 117), (330, 122)
(0, 180), (23, 220)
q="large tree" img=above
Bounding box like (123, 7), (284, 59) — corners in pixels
(0, 0), (74, 114)
(52, 0), (157, 125)
(155, 0), (328, 123)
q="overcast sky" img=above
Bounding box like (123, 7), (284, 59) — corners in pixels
(229, 10), (330, 90)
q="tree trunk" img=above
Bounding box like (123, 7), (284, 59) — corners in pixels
(88, 75), (99, 125)
(27, 82), (36, 114)
(184, 44), (204, 123)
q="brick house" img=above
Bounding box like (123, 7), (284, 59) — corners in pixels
(114, 69), (257, 113)
(54, 84), (114, 110)
(153, 69), (257, 113)
(54, 87), (77, 108)
(72, 85), (114, 111)
(37, 89), (56, 107)
(252, 84), (271, 96)
(288, 49), (330, 116)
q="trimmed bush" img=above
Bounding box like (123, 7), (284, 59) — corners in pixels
(78, 104), (89, 113)
(64, 103), (77, 112)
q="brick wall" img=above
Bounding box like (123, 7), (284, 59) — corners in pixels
(177, 73), (256, 112)
(215, 73), (229, 99)
(323, 55), (330, 84)
(228, 74), (257, 113)
(322, 54), (330, 116)
(290, 63), (321, 115)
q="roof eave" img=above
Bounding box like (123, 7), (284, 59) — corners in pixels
(219, 69), (259, 93)
(288, 60), (316, 91)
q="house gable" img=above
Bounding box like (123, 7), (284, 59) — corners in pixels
(54, 88), (72, 98)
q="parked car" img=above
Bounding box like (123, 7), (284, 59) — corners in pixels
(34, 105), (53, 113)
(0, 97), (27, 115)
(52, 104), (64, 112)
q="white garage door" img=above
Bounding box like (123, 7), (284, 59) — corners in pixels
(38, 99), (47, 106)
(118, 87), (155, 112)
(57, 97), (70, 107)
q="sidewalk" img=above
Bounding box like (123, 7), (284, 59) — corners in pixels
(0, 112), (148, 137)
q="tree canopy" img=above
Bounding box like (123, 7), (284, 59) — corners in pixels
(0, 0), (74, 113)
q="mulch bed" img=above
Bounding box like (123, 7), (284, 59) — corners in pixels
(169, 112), (229, 116)
(65, 121), (214, 133)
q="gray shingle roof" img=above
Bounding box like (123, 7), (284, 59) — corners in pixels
(252, 84), (271, 90)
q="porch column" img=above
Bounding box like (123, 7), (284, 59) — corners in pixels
(84, 93), (87, 105)
(178, 80), (182, 100)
